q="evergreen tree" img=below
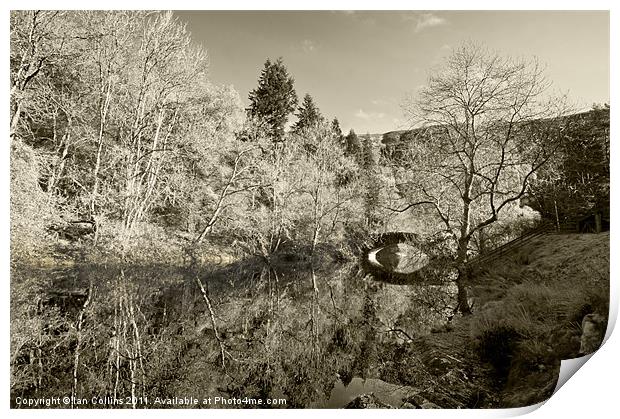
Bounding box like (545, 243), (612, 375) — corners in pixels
(529, 105), (610, 223)
(248, 57), (298, 141)
(362, 134), (380, 228)
(344, 129), (362, 161)
(330, 117), (344, 146)
(292, 93), (323, 134)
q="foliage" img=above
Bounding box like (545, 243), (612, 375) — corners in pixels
(10, 11), (248, 253)
(330, 118), (344, 145)
(292, 93), (324, 134)
(361, 135), (381, 228)
(10, 140), (58, 263)
(528, 105), (610, 222)
(343, 129), (362, 162)
(247, 57), (298, 142)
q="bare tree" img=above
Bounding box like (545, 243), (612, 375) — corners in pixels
(195, 144), (263, 244)
(296, 124), (355, 292)
(80, 12), (137, 228)
(397, 43), (569, 314)
(10, 11), (66, 139)
(115, 12), (209, 237)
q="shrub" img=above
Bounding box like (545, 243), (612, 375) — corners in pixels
(475, 325), (522, 382)
(512, 246), (534, 265)
(10, 140), (58, 264)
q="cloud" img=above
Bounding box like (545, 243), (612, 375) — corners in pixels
(300, 39), (317, 53)
(403, 12), (448, 32)
(355, 109), (386, 120)
(370, 98), (390, 106)
(416, 13), (447, 32)
(334, 10), (376, 25)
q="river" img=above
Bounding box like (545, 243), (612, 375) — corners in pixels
(10, 257), (457, 408)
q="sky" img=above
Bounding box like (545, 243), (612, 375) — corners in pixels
(174, 10), (609, 134)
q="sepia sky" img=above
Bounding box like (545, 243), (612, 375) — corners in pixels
(175, 10), (609, 134)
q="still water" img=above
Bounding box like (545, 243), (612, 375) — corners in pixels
(11, 259), (456, 408)
(325, 377), (416, 408)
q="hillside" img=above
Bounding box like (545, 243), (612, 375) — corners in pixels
(371, 231), (610, 408)
(472, 232), (609, 406)
(462, 232), (608, 406)
(376, 107), (609, 223)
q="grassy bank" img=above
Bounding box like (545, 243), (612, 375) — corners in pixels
(417, 232), (610, 407)
(374, 232), (609, 408)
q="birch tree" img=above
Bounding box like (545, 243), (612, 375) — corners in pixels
(295, 124), (356, 291)
(10, 11), (70, 139)
(115, 12), (208, 236)
(78, 12), (137, 226)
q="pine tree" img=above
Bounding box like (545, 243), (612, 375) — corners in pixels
(362, 134), (380, 228)
(330, 117), (344, 146)
(292, 93), (323, 134)
(344, 129), (362, 161)
(247, 58), (298, 141)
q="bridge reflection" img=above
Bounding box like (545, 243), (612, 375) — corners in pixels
(361, 232), (454, 286)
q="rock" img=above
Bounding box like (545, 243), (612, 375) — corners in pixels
(427, 357), (452, 375)
(442, 369), (469, 384)
(400, 402), (418, 409)
(432, 369), (475, 407)
(421, 402), (441, 409)
(344, 393), (393, 409)
(579, 313), (606, 355)
(48, 220), (95, 242)
(404, 394), (426, 407)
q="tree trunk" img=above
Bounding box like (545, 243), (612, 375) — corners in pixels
(455, 238), (472, 315)
(10, 101), (22, 140)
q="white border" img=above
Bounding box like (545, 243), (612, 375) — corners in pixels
(2, 2), (616, 419)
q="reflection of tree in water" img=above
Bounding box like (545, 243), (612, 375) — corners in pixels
(352, 293), (380, 379)
(214, 261), (457, 407)
(11, 258), (458, 408)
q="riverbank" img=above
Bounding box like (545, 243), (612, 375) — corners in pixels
(372, 232), (610, 408)
(10, 217), (358, 272)
(10, 220), (242, 270)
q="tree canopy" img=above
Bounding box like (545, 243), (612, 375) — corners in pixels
(247, 57), (298, 141)
(344, 128), (362, 161)
(396, 43), (569, 313)
(292, 93), (324, 134)
(330, 117), (344, 144)
(528, 105), (610, 223)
